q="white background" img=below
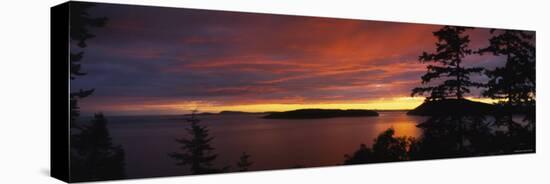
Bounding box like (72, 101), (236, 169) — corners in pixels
(0, 0), (548, 183)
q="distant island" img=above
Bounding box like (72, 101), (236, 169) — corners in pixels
(187, 111), (265, 116)
(263, 109), (379, 119)
(218, 111), (264, 115)
(407, 99), (495, 116)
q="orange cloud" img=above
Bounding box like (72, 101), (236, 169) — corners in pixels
(77, 5), (504, 115)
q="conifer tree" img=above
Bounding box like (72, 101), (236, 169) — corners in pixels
(71, 114), (126, 181)
(478, 30), (535, 107)
(69, 2), (107, 129)
(412, 26), (484, 101)
(236, 152), (253, 172)
(67, 2), (125, 181)
(478, 29), (535, 150)
(169, 112), (227, 174)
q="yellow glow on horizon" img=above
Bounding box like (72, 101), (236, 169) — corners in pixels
(466, 97), (500, 104)
(107, 96), (501, 115)
(187, 97), (500, 113)
(180, 97), (421, 113)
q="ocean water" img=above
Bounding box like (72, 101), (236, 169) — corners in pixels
(106, 111), (428, 178)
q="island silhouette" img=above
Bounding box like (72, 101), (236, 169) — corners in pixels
(263, 109), (379, 119)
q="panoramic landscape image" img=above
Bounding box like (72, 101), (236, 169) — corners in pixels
(68, 2), (535, 182)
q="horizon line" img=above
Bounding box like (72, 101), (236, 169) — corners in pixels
(80, 108), (416, 117)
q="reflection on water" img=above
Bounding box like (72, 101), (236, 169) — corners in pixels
(106, 111), (428, 178)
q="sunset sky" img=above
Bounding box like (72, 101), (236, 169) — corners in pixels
(72, 3), (504, 115)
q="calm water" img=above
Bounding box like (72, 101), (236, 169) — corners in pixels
(106, 111), (428, 178)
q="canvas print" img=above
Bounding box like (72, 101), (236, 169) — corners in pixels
(52, 1), (535, 182)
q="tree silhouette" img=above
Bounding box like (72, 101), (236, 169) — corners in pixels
(409, 115), (494, 159)
(169, 112), (228, 174)
(343, 144), (374, 164)
(344, 128), (416, 164)
(69, 2), (107, 129)
(67, 2), (125, 181)
(478, 30), (535, 107)
(412, 26), (484, 101)
(477, 29), (536, 151)
(236, 152), (253, 172)
(71, 114), (126, 181)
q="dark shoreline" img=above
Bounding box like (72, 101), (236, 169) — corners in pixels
(263, 109), (379, 119)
